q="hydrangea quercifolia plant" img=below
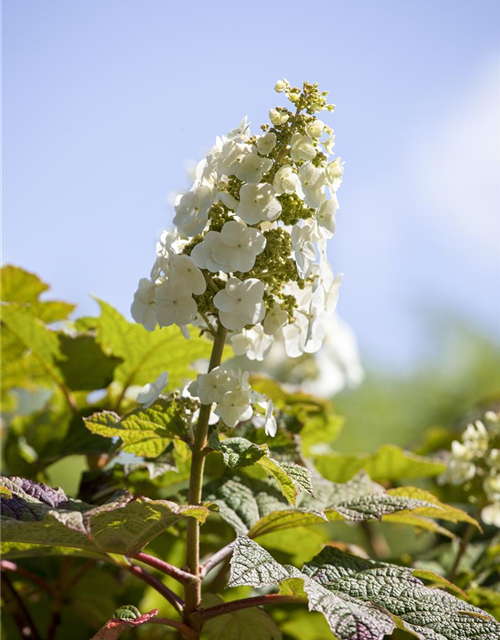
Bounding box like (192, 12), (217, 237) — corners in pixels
(1, 81), (500, 639)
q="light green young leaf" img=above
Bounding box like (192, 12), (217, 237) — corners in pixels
(314, 445), (446, 483)
(84, 398), (189, 457)
(216, 436), (314, 505)
(94, 299), (213, 396)
(0, 476), (209, 557)
(229, 537), (500, 640)
(1, 305), (66, 391)
(91, 608), (159, 640)
(1, 265), (75, 322)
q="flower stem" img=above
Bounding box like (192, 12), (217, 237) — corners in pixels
(1, 572), (42, 640)
(184, 323), (228, 616)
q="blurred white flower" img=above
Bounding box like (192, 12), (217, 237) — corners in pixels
(137, 371), (169, 408)
(214, 389), (253, 428)
(481, 502), (500, 527)
(231, 324), (274, 361)
(263, 306), (288, 336)
(188, 365), (239, 404)
(131, 278), (157, 332)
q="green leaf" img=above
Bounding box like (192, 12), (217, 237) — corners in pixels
(218, 437), (267, 469)
(0, 541), (113, 562)
(57, 334), (121, 391)
(1, 265), (75, 322)
(314, 445), (446, 483)
(1, 305), (66, 391)
(202, 594), (282, 640)
(250, 376), (343, 448)
(94, 299), (213, 396)
(84, 398), (189, 457)
(1, 265), (49, 302)
(215, 436), (314, 505)
(0, 476), (209, 557)
(229, 537), (500, 640)
(206, 472), (475, 540)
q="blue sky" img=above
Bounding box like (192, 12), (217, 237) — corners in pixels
(3, 0), (500, 369)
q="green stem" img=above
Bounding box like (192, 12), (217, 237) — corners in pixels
(447, 521), (477, 582)
(184, 323), (227, 616)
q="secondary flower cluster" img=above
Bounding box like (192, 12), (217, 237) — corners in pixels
(131, 80), (343, 430)
(438, 411), (500, 527)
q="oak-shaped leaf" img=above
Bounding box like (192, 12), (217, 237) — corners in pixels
(84, 397), (189, 457)
(205, 471), (476, 539)
(0, 476), (209, 557)
(229, 537), (500, 640)
(93, 299), (214, 396)
(214, 436), (314, 504)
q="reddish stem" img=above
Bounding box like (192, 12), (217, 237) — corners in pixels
(149, 617), (199, 638)
(199, 543), (234, 578)
(193, 594), (305, 622)
(1, 572), (42, 640)
(132, 552), (198, 585)
(126, 565), (184, 613)
(1, 560), (55, 597)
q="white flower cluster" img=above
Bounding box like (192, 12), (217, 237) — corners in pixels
(188, 366), (276, 436)
(438, 411), (500, 526)
(131, 81), (343, 432)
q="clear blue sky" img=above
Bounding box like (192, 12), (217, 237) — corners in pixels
(3, 0), (500, 369)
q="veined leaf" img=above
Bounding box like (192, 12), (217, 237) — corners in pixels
(0, 476), (209, 557)
(229, 537), (500, 640)
(84, 397), (189, 457)
(314, 445), (446, 483)
(94, 299), (213, 397)
(1, 305), (66, 390)
(206, 472), (475, 539)
(216, 436), (314, 505)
